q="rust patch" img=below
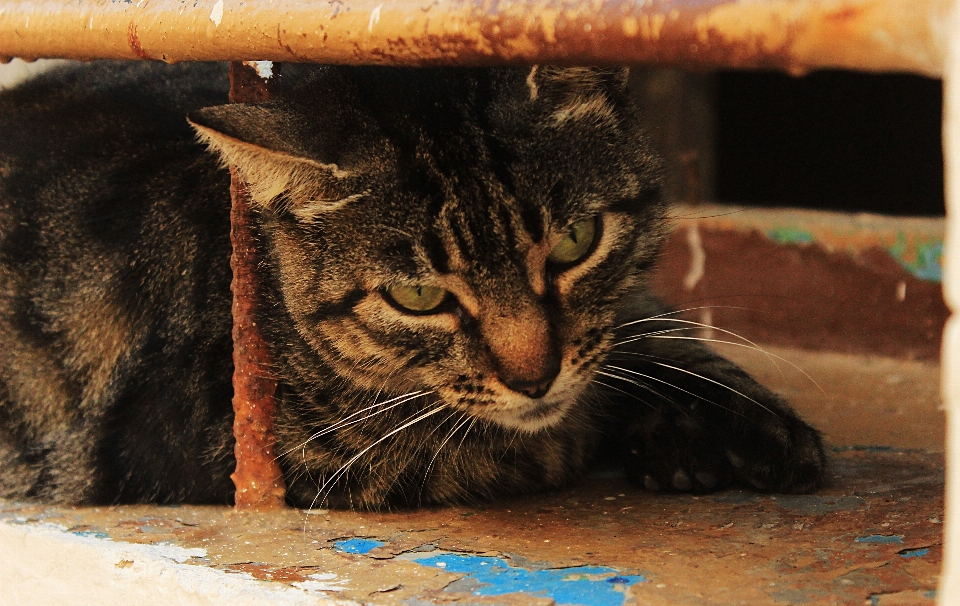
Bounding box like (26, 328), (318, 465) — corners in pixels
(125, 22), (151, 60)
(225, 563), (315, 582)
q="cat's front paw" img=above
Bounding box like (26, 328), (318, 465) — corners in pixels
(624, 400), (826, 495)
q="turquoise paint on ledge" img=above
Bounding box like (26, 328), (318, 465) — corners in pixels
(766, 227), (944, 283)
(334, 537), (385, 554)
(888, 234), (943, 282)
(333, 540), (644, 605)
(855, 534), (904, 544)
(411, 552), (644, 606)
(768, 227), (815, 245)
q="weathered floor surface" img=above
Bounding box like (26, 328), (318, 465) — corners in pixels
(0, 447), (943, 606)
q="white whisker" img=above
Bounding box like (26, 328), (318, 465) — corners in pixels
(422, 411), (473, 488)
(640, 336), (825, 395)
(601, 365), (744, 418)
(611, 358), (776, 416)
(310, 401), (446, 510)
(278, 389), (430, 458)
(595, 369), (671, 401)
(615, 305), (749, 330)
(614, 317), (780, 372)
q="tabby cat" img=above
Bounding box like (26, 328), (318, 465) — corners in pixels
(0, 62), (824, 509)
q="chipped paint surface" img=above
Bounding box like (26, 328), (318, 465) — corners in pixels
(0, 448), (943, 605)
(675, 204), (946, 283)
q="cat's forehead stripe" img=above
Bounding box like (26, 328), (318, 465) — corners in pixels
(421, 230), (451, 274)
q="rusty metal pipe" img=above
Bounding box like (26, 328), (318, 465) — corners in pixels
(0, 0), (951, 76)
(227, 61), (287, 510)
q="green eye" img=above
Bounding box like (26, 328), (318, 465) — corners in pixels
(548, 218), (597, 265)
(386, 284), (449, 313)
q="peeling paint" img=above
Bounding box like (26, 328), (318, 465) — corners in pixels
(333, 539), (644, 605)
(856, 534), (905, 544)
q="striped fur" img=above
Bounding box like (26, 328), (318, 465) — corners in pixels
(0, 63), (824, 509)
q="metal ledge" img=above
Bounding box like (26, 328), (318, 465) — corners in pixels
(0, 0), (951, 75)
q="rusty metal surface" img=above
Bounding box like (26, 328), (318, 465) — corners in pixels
(228, 62), (287, 510)
(0, 0), (950, 76)
(0, 448), (943, 605)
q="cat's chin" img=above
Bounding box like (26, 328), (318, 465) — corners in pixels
(461, 392), (578, 433)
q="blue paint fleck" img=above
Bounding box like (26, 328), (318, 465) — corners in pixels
(409, 552), (644, 606)
(71, 530), (110, 539)
(768, 227), (815, 245)
(899, 548), (929, 558)
(888, 234), (943, 282)
(334, 538), (385, 554)
(855, 535), (904, 544)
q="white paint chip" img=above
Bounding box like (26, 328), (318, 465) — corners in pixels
(244, 60), (274, 80)
(210, 0), (224, 27)
(368, 4), (382, 32)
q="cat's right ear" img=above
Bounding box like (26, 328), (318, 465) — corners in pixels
(525, 66), (630, 126)
(188, 104), (362, 218)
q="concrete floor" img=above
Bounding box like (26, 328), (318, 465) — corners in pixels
(0, 346), (946, 606)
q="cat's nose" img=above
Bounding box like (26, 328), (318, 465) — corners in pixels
(503, 359), (560, 399)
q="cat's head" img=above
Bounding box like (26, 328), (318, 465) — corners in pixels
(190, 66), (665, 432)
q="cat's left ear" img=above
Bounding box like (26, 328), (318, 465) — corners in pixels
(188, 104), (370, 219)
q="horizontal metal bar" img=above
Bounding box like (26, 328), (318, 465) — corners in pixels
(0, 0), (950, 76)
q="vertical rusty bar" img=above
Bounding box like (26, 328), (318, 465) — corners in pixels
(228, 61), (287, 510)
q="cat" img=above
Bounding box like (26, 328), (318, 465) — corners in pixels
(0, 61), (825, 510)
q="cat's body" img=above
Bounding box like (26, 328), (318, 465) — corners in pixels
(0, 62), (824, 509)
